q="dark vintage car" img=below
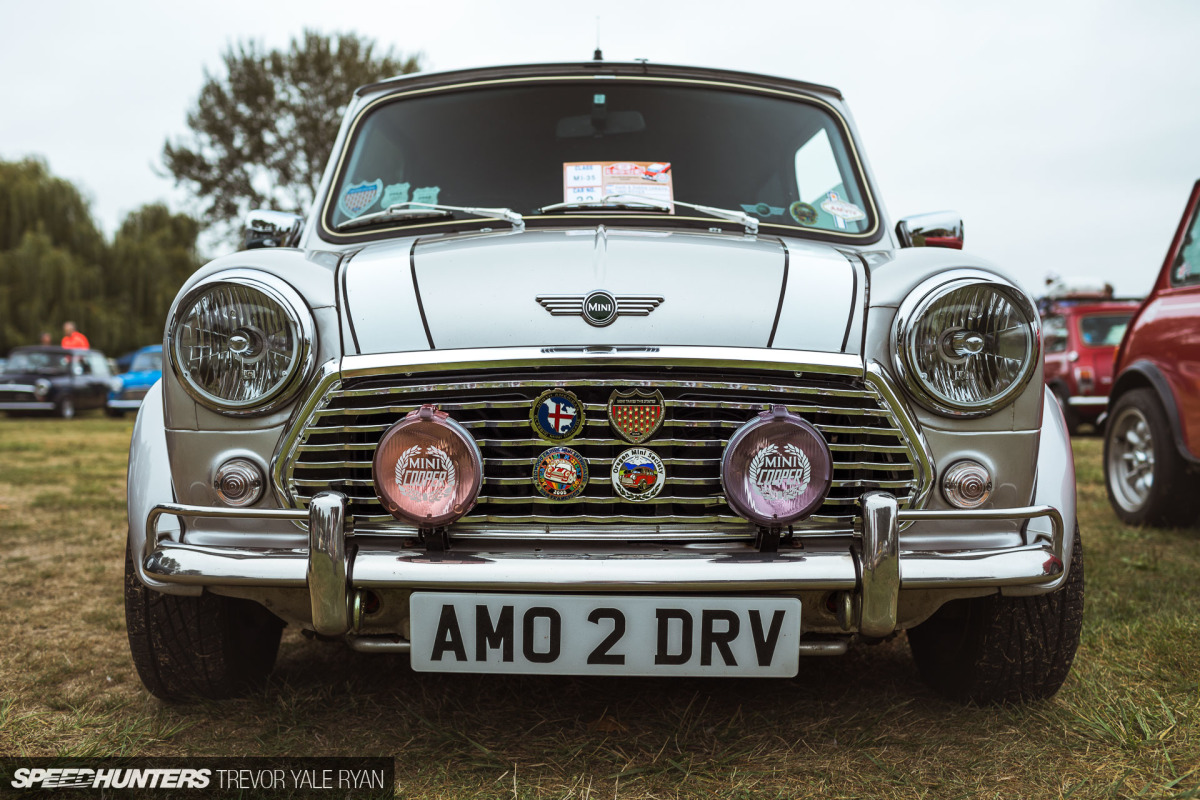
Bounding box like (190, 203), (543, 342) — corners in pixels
(1042, 298), (1139, 433)
(0, 346), (113, 419)
(1105, 179), (1200, 525)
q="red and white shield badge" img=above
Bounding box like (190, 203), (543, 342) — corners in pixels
(607, 389), (665, 444)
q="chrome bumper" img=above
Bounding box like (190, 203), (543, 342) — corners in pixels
(107, 398), (144, 409)
(142, 492), (1065, 639)
(0, 401), (53, 411)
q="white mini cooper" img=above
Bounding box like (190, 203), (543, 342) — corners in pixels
(125, 61), (1081, 703)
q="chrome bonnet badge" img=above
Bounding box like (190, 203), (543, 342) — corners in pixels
(536, 292), (664, 327)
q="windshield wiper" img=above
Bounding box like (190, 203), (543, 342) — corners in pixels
(537, 193), (758, 233)
(335, 202), (524, 232)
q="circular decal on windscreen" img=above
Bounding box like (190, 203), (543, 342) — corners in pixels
(611, 447), (666, 501)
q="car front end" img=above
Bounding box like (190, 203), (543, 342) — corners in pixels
(125, 62), (1080, 702)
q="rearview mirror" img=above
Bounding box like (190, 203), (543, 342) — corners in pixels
(896, 211), (963, 250)
(243, 209), (304, 250)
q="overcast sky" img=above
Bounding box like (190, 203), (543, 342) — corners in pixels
(2, 0), (1198, 296)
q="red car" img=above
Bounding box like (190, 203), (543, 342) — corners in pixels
(1042, 298), (1139, 433)
(1105, 179), (1200, 525)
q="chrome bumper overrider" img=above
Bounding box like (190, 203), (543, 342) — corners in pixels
(142, 492), (1065, 639)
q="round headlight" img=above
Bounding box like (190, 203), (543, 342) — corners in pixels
(373, 405), (483, 528)
(168, 273), (315, 414)
(893, 273), (1039, 416)
(721, 406), (834, 526)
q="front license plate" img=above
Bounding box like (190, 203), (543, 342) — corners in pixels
(409, 593), (801, 677)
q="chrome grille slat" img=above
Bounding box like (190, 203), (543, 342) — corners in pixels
(278, 364), (928, 537)
(334, 378), (877, 400)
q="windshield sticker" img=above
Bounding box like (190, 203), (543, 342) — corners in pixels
(338, 179), (383, 219)
(411, 186), (441, 206)
(821, 192), (866, 230)
(789, 201), (818, 226)
(742, 202), (784, 218)
(381, 182), (411, 209)
(562, 161), (674, 207)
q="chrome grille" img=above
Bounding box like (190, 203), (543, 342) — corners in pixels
(276, 363), (929, 539)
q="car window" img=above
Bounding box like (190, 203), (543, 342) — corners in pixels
(130, 351), (162, 373)
(328, 82), (874, 238)
(88, 354), (112, 377)
(1078, 313), (1132, 347)
(1043, 315), (1068, 353)
(1171, 203), (1200, 287)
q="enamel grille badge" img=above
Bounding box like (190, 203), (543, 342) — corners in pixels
(607, 389), (665, 444)
(530, 389), (585, 442)
(611, 447), (665, 501)
(534, 447), (589, 500)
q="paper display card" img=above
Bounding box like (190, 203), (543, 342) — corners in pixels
(562, 162), (674, 208)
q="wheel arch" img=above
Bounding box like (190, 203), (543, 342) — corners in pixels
(1110, 361), (1199, 465)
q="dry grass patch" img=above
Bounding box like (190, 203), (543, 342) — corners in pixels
(0, 419), (1198, 797)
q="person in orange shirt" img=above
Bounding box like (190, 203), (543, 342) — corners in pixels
(61, 321), (90, 350)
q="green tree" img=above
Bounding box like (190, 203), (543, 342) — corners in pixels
(0, 158), (201, 356)
(163, 29), (420, 235)
(0, 159), (106, 352)
(106, 204), (202, 351)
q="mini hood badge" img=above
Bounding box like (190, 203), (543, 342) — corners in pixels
(607, 388), (665, 444)
(536, 292), (664, 327)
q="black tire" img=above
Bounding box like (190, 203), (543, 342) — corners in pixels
(1104, 388), (1199, 526)
(105, 407), (125, 418)
(124, 543), (283, 701)
(56, 397), (75, 419)
(907, 525), (1084, 704)
(1052, 385), (1078, 436)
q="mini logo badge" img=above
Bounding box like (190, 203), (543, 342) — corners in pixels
(394, 444), (456, 503)
(536, 294), (664, 326)
(534, 447), (589, 500)
(749, 443), (812, 501)
(607, 388), (665, 444)
(338, 179), (383, 219)
(530, 389), (585, 442)
(582, 290), (618, 326)
(611, 447), (666, 501)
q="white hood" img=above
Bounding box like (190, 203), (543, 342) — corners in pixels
(342, 226), (860, 354)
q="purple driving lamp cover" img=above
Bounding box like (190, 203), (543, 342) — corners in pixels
(721, 405), (833, 526)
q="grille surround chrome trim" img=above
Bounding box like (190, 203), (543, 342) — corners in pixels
(271, 348), (932, 539)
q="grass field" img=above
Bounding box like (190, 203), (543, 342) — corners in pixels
(1, 416), (1198, 798)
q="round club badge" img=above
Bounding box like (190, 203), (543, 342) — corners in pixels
(530, 389), (585, 442)
(611, 447), (666, 501)
(533, 447), (589, 500)
(789, 201), (818, 226)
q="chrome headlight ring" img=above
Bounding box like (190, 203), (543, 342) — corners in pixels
(167, 269), (317, 416)
(892, 269), (1041, 418)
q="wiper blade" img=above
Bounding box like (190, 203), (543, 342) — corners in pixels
(537, 193), (758, 233)
(335, 202), (523, 232)
(539, 193), (672, 214)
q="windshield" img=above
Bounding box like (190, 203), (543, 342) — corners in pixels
(323, 80), (875, 240)
(3, 350), (70, 374)
(130, 351), (163, 373)
(1079, 313), (1133, 347)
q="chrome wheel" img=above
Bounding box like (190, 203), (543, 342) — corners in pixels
(1107, 405), (1155, 512)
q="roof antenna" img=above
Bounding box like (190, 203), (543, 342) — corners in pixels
(593, 16), (603, 60)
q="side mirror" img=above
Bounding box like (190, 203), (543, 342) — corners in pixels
(243, 209), (304, 250)
(896, 211), (963, 250)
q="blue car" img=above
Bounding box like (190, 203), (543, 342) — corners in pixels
(106, 345), (162, 417)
